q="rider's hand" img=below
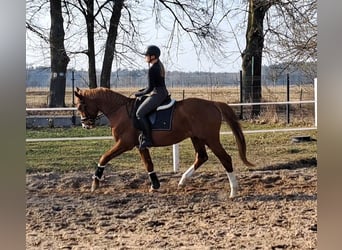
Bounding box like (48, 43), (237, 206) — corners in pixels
(135, 88), (146, 97)
(135, 92), (143, 97)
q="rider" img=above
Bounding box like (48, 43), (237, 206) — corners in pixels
(135, 45), (169, 149)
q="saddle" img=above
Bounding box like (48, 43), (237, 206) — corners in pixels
(132, 95), (176, 131)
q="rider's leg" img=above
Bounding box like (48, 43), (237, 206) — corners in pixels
(137, 116), (153, 149)
(136, 96), (157, 149)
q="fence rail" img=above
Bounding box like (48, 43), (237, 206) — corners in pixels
(26, 127), (316, 143)
(26, 107), (77, 111)
(25, 100), (315, 112)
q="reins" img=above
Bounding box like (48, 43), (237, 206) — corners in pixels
(126, 98), (136, 119)
(80, 112), (104, 123)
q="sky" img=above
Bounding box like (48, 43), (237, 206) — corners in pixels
(26, 1), (248, 73)
(26, 34), (244, 73)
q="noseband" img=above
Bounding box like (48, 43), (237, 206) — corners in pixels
(81, 113), (104, 125)
(79, 100), (104, 126)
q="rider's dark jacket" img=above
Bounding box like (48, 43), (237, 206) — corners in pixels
(135, 60), (169, 118)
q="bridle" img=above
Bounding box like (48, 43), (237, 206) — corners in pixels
(80, 112), (104, 124)
(79, 101), (104, 127)
(78, 97), (133, 128)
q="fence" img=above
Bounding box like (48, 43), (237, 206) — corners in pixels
(26, 86), (315, 125)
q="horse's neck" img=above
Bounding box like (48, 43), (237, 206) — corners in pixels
(95, 91), (131, 115)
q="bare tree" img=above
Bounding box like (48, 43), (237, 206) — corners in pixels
(153, 0), (227, 68)
(239, 0), (317, 118)
(63, 0), (142, 88)
(27, 0), (142, 90)
(271, 0), (317, 105)
(63, 0), (133, 89)
(26, 0), (51, 66)
(241, 0), (273, 117)
(27, 0), (316, 104)
(49, 0), (70, 107)
(264, 0), (317, 65)
(100, 0), (124, 88)
(65, 0), (98, 88)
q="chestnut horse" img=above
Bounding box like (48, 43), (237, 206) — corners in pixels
(74, 87), (254, 198)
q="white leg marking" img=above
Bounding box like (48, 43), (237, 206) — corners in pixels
(178, 165), (195, 186)
(227, 171), (238, 198)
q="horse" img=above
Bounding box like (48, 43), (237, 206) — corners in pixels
(74, 87), (254, 198)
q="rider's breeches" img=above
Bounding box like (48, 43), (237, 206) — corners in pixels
(136, 93), (167, 118)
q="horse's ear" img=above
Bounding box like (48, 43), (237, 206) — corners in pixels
(74, 87), (82, 99)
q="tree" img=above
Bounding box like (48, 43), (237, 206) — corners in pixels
(71, 0), (98, 88)
(154, 0), (226, 68)
(26, 0), (230, 90)
(241, 0), (273, 117)
(240, 0), (317, 118)
(100, 0), (124, 88)
(27, 0), (316, 102)
(264, 0), (317, 70)
(49, 0), (70, 107)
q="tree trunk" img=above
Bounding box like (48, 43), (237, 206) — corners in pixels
(49, 0), (70, 107)
(86, 0), (97, 89)
(100, 0), (124, 88)
(241, 0), (270, 118)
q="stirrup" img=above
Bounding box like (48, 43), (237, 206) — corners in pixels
(138, 135), (153, 149)
(139, 140), (153, 149)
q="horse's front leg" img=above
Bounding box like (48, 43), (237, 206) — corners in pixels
(138, 148), (160, 192)
(91, 141), (132, 192)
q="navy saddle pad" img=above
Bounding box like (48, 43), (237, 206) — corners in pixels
(133, 96), (176, 131)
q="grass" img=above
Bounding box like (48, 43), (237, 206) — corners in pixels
(26, 122), (317, 174)
(26, 126), (113, 138)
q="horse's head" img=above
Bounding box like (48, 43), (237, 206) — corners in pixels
(74, 87), (99, 129)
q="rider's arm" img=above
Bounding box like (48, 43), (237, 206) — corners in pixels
(135, 65), (158, 97)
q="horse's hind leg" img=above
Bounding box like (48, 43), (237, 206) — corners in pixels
(138, 148), (160, 192)
(206, 140), (238, 198)
(178, 137), (208, 186)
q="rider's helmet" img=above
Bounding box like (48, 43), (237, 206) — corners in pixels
(144, 45), (161, 58)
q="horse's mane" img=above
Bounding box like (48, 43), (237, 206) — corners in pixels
(83, 87), (131, 107)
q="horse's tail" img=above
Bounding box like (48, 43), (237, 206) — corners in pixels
(215, 101), (255, 167)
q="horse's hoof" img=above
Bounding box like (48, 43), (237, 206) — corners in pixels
(178, 174), (189, 187)
(91, 179), (99, 192)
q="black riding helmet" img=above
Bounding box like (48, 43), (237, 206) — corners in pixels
(144, 45), (161, 58)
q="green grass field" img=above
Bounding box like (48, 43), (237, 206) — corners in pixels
(26, 122), (317, 174)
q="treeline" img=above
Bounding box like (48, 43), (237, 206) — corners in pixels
(26, 62), (316, 88)
(25, 67), (241, 88)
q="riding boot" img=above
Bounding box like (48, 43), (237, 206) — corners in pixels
(138, 117), (153, 149)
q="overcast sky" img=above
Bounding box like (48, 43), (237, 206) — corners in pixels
(26, 1), (248, 73)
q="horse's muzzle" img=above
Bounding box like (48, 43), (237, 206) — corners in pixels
(81, 117), (96, 129)
(82, 122), (95, 129)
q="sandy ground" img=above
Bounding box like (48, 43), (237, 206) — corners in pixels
(26, 161), (317, 249)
